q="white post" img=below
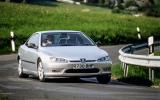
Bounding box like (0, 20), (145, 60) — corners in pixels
(137, 27), (141, 40)
(84, 0), (88, 3)
(148, 36), (154, 81)
(126, 64), (129, 77)
(10, 31), (15, 52)
(148, 36), (154, 55)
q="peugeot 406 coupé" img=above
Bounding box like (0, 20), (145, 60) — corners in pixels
(17, 30), (112, 84)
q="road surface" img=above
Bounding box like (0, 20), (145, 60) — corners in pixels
(0, 45), (160, 100)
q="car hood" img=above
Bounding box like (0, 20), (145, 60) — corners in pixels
(40, 46), (108, 60)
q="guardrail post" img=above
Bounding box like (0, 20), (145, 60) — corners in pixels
(152, 69), (154, 81)
(149, 68), (154, 81)
(123, 63), (129, 77)
(126, 64), (129, 77)
(149, 68), (151, 80)
(130, 45), (134, 54)
(123, 63), (126, 77)
(123, 45), (135, 77)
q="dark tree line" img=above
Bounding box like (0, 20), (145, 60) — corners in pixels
(2, 0), (56, 3)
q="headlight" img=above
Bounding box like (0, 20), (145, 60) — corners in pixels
(50, 57), (68, 63)
(97, 56), (111, 62)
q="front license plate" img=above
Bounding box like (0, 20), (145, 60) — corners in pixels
(73, 64), (94, 69)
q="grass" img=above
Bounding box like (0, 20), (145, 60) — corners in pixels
(112, 64), (160, 86)
(111, 63), (123, 78)
(155, 51), (160, 55)
(0, 1), (160, 53)
(0, 2), (160, 38)
(154, 50), (160, 86)
(0, 94), (9, 100)
(112, 49), (160, 86)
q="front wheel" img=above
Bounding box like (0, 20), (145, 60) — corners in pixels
(96, 75), (111, 84)
(18, 59), (29, 78)
(38, 61), (45, 82)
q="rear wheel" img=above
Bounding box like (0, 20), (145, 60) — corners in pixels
(18, 59), (29, 78)
(38, 61), (45, 82)
(96, 75), (111, 84)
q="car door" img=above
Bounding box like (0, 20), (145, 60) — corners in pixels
(21, 33), (40, 74)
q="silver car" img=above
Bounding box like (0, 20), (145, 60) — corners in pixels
(18, 30), (112, 83)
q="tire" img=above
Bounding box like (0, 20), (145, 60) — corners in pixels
(37, 61), (45, 82)
(96, 75), (111, 84)
(18, 59), (29, 78)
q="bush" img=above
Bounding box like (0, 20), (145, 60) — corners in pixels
(0, 2), (160, 54)
(112, 7), (121, 13)
(112, 64), (160, 86)
(12, 0), (23, 2)
(145, 7), (160, 17)
(0, 94), (9, 100)
(124, 0), (135, 8)
(0, 35), (28, 54)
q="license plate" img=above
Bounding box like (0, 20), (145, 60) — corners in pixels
(73, 64), (94, 69)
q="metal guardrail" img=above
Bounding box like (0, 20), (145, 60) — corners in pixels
(119, 41), (160, 81)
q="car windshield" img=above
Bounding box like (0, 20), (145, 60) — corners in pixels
(41, 32), (95, 47)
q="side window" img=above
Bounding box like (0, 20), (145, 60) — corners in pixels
(26, 34), (39, 47)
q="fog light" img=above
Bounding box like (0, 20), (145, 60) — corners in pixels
(52, 68), (63, 72)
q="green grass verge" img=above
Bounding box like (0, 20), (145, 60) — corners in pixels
(0, 94), (9, 100)
(112, 64), (160, 86)
(0, 1), (160, 54)
(111, 63), (123, 78)
(154, 51), (160, 86)
(155, 51), (160, 56)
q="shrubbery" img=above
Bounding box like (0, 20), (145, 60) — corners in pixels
(0, 2), (160, 53)
(112, 64), (160, 86)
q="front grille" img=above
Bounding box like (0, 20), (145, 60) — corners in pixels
(70, 60), (96, 62)
(65, 68), (99, 73)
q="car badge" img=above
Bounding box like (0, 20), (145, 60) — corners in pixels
(80, 58), (86, 63)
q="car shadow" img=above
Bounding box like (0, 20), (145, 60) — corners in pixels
(118, 76), (153, 87)
(44, 78), (98, 84)
(29, 76), (132, 86)
(29, 76), (98, 84)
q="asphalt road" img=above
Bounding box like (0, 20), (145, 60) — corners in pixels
(0, 45), (160, 100)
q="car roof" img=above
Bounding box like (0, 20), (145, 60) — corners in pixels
(36, 30), (81, 34)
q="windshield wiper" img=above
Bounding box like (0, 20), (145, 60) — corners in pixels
(60, 44), (75, 46)
(82, 43), (93, 46)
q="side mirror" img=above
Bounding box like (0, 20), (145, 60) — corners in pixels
(28, 43), (38, 49)
(95, 41), (102, 47)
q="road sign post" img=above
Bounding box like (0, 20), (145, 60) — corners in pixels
(137, 27), (141, 40)
(148, 36), (154, 81)
(10, 31), (15, 52)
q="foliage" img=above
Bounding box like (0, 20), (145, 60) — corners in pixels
(124, 0), (135, 8)
(112, 63), (160, 86)
(155, 51), (160, 56)
(111, 63), (123, 78)
(0, 2), (160, 53)
(118, 76), (153, 86)
(145, 1), (160, 17)
(0, 94), (9, 100)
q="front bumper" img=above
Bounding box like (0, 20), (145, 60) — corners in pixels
(42, 61), (112, 78)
